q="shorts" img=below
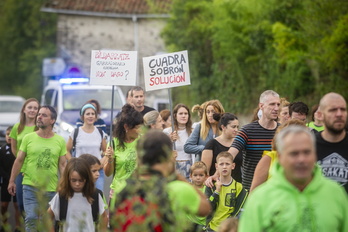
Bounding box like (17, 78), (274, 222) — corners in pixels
(1, 181), (17, 202)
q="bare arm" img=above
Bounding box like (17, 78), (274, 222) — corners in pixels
(99, 138), (108, 167)
(201, 149), (213, 174)
(103, 147), (115, 177)
(59, 155), (67, 176)
(47, 208), (55, 232)
(250, 155), (271, 192)
(66, 137), (73, 160)
(8, 150), (26, 196)
(11, 139), (17, 156)
(227, 147), (240, 159)
(99, 211), (108, 232)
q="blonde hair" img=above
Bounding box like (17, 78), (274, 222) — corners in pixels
(201, 100), (225, 140)
(190, 161), (208, 176)
(143, 111), (160, 128)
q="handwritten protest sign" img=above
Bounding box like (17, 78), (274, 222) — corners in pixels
(90, 50), (137, 86)
(143, 50), (190, 91)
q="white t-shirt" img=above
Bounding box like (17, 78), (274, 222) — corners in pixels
(163, 128), (191, 161)
(70, 127), (106, 159)
(50, 192), (105, 232)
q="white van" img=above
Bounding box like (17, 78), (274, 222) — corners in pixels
(41, 80), (125, 140)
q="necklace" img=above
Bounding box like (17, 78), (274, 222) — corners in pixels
(178, 126), (186, 130)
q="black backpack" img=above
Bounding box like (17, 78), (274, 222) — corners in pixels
(55, 189), (102, 232)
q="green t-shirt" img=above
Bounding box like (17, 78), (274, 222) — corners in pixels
(10, 123), (36, 173)
(109, 137), (138, 207)
(20, 132), (66, 191)
(306, 121), (324, 132)
(187, 186), (207, 225)
(167, 180), (201, 232)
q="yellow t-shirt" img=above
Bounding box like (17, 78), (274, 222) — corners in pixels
(262, 150), (278, 179)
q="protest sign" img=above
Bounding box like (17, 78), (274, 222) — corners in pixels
(90, 50), (137, 86)
(143, 50), (190, 91)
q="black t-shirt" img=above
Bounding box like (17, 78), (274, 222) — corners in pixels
(315, 132), (348, 193)
(203, 138), (243, 183)
(0, 143), (15, 182)
(140, 105), (156, 116)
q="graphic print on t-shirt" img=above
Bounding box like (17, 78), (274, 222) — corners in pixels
(37, 148), (52, 169)
(124, 150), (137, 174)
(317, 153), (348, 187)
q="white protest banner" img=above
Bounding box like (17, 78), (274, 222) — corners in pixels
(143, 50), (190, 91)
(90, 50), (137, 86)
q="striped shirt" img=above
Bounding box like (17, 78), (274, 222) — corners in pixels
(231, 121), (278, 190)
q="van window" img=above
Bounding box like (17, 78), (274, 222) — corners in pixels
(44, 89), (55, 105)
(63, 89), (124, 110)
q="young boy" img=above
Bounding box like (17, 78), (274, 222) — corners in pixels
(188, 161), (209, 231)
(0, 126), (21, 232)
(205, 151), (248, 232)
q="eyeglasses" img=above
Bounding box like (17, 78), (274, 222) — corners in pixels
(69, 178), (86, 183)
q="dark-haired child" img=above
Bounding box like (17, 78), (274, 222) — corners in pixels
(0, 126), (21, 231)
(48, 158), (107, 231)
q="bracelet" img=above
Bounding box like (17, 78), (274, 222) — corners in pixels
(214, 191), (220, 195)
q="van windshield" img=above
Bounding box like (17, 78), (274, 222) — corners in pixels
(63, 89), (123, 110)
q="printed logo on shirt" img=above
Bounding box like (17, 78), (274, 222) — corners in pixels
(37, 148), (52, 169)
(317, 153), (348, 186)
(125, 151), (137, 174)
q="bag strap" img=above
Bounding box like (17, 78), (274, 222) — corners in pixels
(92, 190), (101, 223)
(59, 195), (68, 221)
(72, 128), (79, 151)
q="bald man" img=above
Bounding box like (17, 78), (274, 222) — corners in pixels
(316, 92), (348, 193)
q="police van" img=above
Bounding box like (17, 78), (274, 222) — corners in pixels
(41, 78), (125, 140)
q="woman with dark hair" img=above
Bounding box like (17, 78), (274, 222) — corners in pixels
(66, 103), (107, 191)
(104, 104), (144, 207)
(163, 103), (192, 180)
(201, 113), (242, 182)
(10, 98), (39, 214)
(76, 99), (106, 133)
(184, 100), (225, 161)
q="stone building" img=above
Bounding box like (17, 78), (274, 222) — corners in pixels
(42, 0), (172, 110)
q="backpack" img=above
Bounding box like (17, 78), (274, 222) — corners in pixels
(72, 127), (104, 157)
(109, 170), (175, 232)
(55, 189), (102, 232)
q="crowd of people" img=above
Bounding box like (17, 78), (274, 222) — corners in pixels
(0, 87), (347, 232)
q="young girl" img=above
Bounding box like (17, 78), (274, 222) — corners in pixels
(48, 158), (107, 232)
(188, 161), (209, 231)
(163, 103), (193, 180)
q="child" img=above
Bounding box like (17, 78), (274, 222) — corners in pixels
(0, 126), (21, 231)
(205, 151), (248, 232)
(188, 161), (209, 231)
(48, 158), (107, 231)
(79, 154), (101, 186)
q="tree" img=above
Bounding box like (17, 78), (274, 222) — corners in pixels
(0, 0), (56, 99)
(162, 0), (348, 114)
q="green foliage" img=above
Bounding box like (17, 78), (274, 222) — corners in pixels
(162, 0), (348, 114)
(0, 0), (56, 99)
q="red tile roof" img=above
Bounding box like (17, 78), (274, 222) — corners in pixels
(43, 0), (172, 15)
